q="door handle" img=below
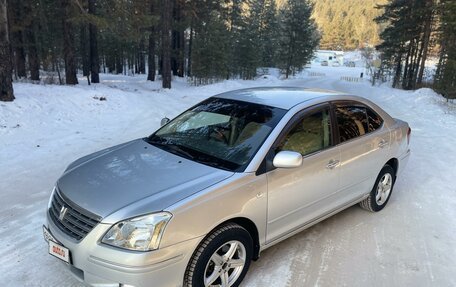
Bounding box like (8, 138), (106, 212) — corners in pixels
(326, 159), (340, 169)
(378, 140), (389, 148)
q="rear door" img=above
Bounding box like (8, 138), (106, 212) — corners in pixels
(333, 102), (390, 199)
(265, 104), (341, 243)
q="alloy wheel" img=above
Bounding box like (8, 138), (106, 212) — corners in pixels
(203, 240), (246, 287)
(375, 173), (393, 205)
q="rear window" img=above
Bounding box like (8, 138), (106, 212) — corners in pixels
(367, 108), (383, 132)
(335, 106), (368, 142)
(335, 104), (384, 143)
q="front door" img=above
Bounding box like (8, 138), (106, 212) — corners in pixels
(266, 105), (341, 243)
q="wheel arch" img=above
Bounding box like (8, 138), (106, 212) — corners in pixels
(385, 158), (399, 179)
(209, 217), (261, 261)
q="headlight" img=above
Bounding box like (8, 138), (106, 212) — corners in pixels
(101, 212), (172, 251)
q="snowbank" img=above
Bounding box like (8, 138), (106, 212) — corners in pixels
(1, 65), (455, 287)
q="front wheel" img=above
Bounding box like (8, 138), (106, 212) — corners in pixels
(184, 223), (253, 287)
(360, 165), (395, 212)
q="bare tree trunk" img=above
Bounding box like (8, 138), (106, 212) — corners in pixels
(88, 0), (99, 83)
(407, 38), (419, 89)
(147, 7), (156, 82)
(134, 53), (138, 74)
(285, 35), (294, 79)
(417, 5), (433, 86)
(8, 0), (26, 79)
(393, 54), (402, 88)
(61, 0), (78, 85)
(22, 0), (40, 80)
(0, 0), (14, 101)
(138, 38), (146, 74)
(161, 0), (172, 88)
(187, 19), (193, 77)
(80, 25), (90, 77)
(402, 41), (412, 89)
(171, 0), (184, 77)
(12, 30), (26, 78)
(115, 49), (123, 74)
(177, 28), (184, 77)
(25, 25), (39, 81)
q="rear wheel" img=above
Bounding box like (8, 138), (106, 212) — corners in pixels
(360, 165), (395, 212)
(184, 223), (253, 287)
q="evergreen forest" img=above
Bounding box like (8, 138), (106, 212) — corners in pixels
(0, 0), (455, 101)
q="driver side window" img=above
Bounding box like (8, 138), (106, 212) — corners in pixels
(276, 108), (332, 156)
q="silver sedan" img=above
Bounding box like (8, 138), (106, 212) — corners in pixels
(44, 87), (411, 287)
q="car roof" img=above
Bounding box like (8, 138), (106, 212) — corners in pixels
(214, 87), (347, 110)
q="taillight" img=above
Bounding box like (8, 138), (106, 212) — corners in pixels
(407, 127), (411, 145)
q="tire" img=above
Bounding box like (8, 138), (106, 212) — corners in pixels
(184, 223), (253, 287)
(360, 165), (395, 212)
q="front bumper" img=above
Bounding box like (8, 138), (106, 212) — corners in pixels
(45, 211), (202, 287)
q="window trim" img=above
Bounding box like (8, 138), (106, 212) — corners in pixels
(329, 100), (385, 147)
(365, 105), (384, 133)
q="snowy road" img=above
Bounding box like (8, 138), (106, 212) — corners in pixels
(1, 66), (455, 287)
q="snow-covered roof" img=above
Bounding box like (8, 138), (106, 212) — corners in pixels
(316, 50), (344, 55)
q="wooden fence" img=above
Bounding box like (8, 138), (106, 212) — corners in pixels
(340, 76), (362, 82)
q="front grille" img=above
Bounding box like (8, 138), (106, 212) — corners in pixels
(49, 189), (101, 241)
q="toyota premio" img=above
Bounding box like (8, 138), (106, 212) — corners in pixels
(44, 87), (411, 287)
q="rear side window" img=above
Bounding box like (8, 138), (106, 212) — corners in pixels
(335, 106), (368, 142)
(367, 108), (383, 132)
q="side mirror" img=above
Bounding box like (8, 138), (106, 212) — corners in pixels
(160, 117), (170, 127)
(273, 151), (303, 168)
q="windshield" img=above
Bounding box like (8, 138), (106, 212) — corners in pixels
(146, 97), (287, 172)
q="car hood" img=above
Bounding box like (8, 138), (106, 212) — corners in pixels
(57, 139), (234, 221)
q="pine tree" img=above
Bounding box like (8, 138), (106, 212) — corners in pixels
(277, 0), (319, 78)
(8, 0), (26, 79)
(147, 0), (157, 81)
(376, 0), (437, 90)
(191, 8), (230, 83)
(434, 0), (456, 99)
(80, 24), (90, 77)
(88, 0), (100, 83)
(237, 1), (261, 80)
(171, 0), (185, 77)
(161, 0), (172, 88)
(0, 0), (14, 101)
(61, 0), (78, 85)
(257, 0), (279, 67)
(227, 0), (246, 78)
(311, 0), (387, 50)
(25, 17), (39, 81)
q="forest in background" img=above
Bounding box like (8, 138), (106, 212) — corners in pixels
(375, 0), (455, 99)
(0, 0), (455, 101)
(275, 0), (387, 50)
(0, 0), (319, 100)
(311, 0), (387, 50)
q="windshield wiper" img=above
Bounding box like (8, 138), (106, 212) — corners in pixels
(166, 143), (196, 160)
(145, 136), (239, 171)
(146, 137), (195, 160)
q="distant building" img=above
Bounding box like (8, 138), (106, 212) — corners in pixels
(315, 50), (344, 66)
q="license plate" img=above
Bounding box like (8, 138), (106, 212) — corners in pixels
(43, 225), (71, 264)
(49, 240), (71, 264)
(42, 225), (57, 243)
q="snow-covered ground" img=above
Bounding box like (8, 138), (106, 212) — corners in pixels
(1, 64), (455, 287)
